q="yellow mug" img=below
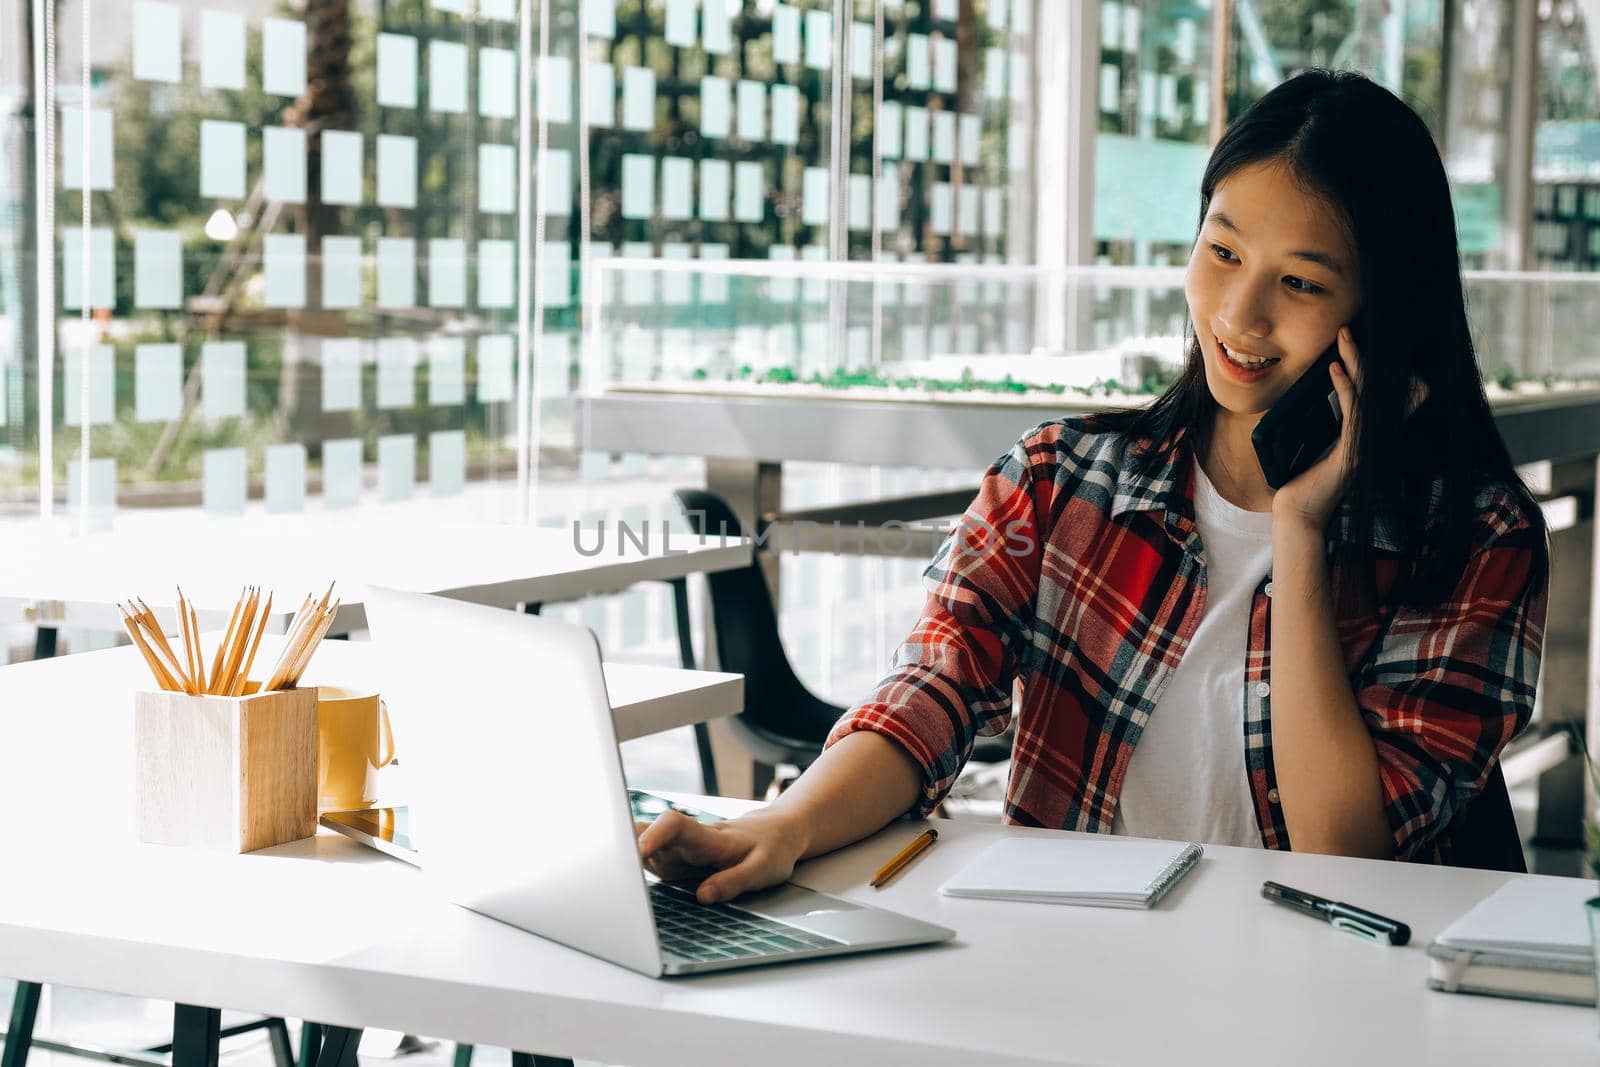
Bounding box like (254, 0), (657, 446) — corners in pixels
(315, 685), (396, 812)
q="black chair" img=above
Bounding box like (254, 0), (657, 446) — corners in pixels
(1439, 763), (1526, 873)
(674, 490), (1014, 780)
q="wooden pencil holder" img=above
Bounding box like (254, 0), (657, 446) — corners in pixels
(133, 686), (319, 853)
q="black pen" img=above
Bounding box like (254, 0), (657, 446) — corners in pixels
(1261, 881), (1411, 946)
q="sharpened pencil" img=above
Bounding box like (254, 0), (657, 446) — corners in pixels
(208, 588), (247, 692)
(217, 587), (257, 694)
(231, 592), (272, 696)
(128, 602), (190, 692)
(175, 588), (200, 694)
(870, 827), (939, 888)
(283, 600), (338, 688)
(120, 605), (179, 691)
(135, 598), (186, 688)
(183, 593), (205, 694)
(264, 594), (316, 691)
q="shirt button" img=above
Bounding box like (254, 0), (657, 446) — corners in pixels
(1264, 581), (1274, 597)
(1268, 788), (1281, 804)
(1256, 681), (1271, 698)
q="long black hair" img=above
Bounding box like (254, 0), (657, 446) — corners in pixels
(1092, 69), (1546, 607)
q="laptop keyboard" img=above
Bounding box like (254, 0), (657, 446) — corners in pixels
(648, 882), (842, 962)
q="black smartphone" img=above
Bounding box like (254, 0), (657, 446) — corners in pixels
(628, 788), (725, 826)
(1250, 344), (1344, 489)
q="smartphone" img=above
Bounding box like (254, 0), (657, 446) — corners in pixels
(1250, 344), (1343, 489)
(628, 788), (725, 826)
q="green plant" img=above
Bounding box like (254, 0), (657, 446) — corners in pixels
(1565, 722), (1600, 879)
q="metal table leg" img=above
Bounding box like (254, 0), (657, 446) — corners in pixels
(147, 1017), (292, 1067)
(510, 1052), (574, 1067)
(297, 1023), (323, 1067)
(169, 1006), (219, 1067)
(310, 1027), (361, 1067)
(701, 459), (782, 799)
(1535, 457), (1597, 850)
(1, 982), (41, 1067)
(671, 577), (719, 796)
(263, 1019), (294, 1067)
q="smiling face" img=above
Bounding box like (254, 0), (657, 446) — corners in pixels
(1185, 160), (1362, 418)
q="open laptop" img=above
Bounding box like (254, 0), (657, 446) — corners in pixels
(362, 585), (954, 977)
(320, 790), (707, 869)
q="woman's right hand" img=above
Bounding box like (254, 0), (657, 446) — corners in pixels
(635, 810), (808, 905)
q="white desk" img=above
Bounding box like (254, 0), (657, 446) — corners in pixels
(0, 645), (1589, 1066)
(0, 514), (748, 638)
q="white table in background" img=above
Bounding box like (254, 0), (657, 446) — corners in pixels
(0, 636), (741, 753)
(0, 640), (1589, 1067)
(0, 513), (746, 640)
(2, 515), (748, 792)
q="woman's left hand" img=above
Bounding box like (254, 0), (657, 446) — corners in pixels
(1271, 326), (1362, 533)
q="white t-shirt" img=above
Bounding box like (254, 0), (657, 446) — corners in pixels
(1111, 458), (1272, 849)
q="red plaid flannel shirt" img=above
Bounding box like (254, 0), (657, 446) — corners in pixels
(826, 418), (1548, 861)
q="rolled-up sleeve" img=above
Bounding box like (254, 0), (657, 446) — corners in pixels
(825, 430), (1046, 816)
(1356, 487), (1548, 860)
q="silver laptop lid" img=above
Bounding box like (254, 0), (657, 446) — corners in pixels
(363, 585), (663, 977)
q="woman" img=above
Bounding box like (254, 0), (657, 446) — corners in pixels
(642, 70), (1549, 903)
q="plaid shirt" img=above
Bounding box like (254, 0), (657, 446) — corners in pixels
(827, 418), (1548, 861)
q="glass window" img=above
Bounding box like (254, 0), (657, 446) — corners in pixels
(0, 0), (28, 501)
(852, 0), (1033, 264)
(1094, 1), (1451, 266)
(1533, 0), (1600, 270)
(1094, 0), (1215, 267)
(1444, 0), (1520, 268)
(35, 0), (524, 525)
(5, 1), (1050, 524)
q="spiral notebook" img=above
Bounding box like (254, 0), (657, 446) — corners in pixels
(941, 837), (1204, 909)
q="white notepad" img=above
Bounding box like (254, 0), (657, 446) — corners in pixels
(941, 837), (1203, 909)
(1434, 877), (1597, 962)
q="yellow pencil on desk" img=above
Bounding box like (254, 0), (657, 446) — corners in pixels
(871, 827), (939, 888)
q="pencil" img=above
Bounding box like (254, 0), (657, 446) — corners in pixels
(280, 606), (325, 687)
(217, 587), (257, 694)
(264, 594), (316, 691)
(132, 604), (191, 697)
(175, 588), (200, 694)
(207, 587), (247, 692)
(120, 606), (179, 691)
(870, 827), (939, 888)
(183, 593), (206, 695)
(135, 598), (187, 689)
(283, 600), (338, 688)
(136, 600), (192, 694)
(231, 591), (272, 696)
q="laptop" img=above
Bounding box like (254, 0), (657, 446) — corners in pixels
(362, 585), (955, 977)
(319, 790), (707, 869)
